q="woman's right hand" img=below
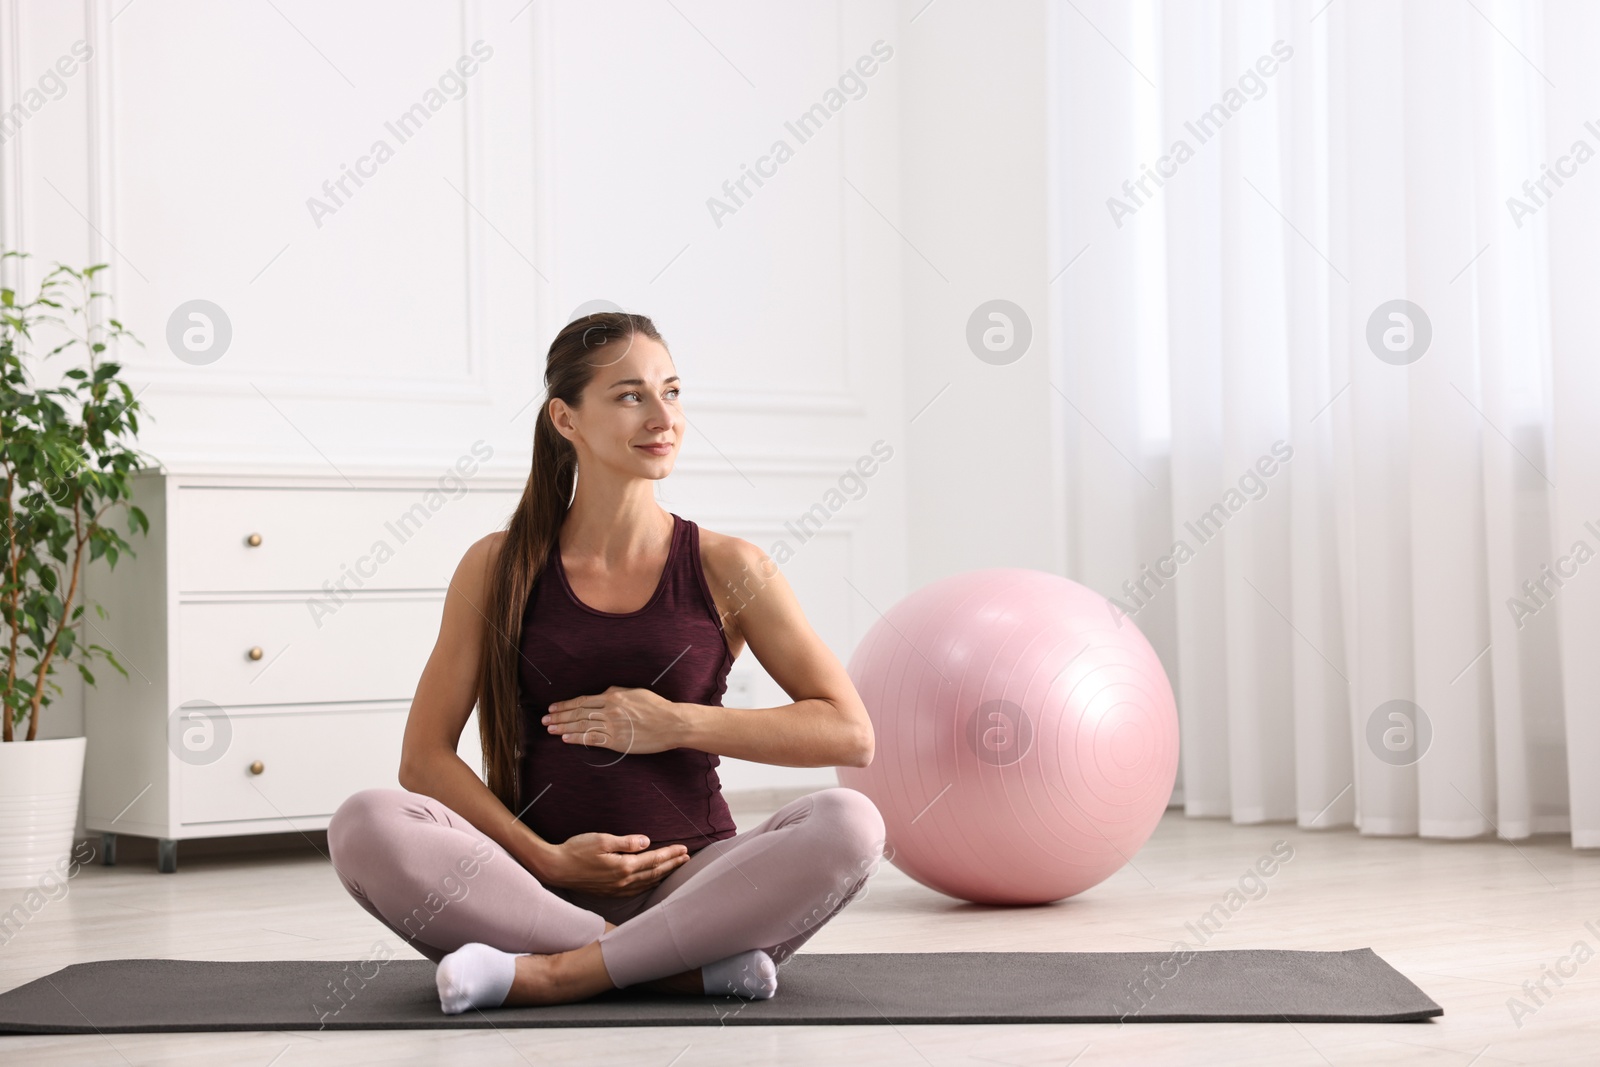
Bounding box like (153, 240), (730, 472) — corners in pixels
(538, 832), (691, 897)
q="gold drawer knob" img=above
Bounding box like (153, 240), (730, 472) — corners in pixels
(247, 533), (262, 547)
(248, 646), (264, 661)
(249, 760), (264, 775)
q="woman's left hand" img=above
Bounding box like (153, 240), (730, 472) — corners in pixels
(542, 686), (687, 757)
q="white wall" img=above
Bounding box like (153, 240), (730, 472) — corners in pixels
(899, 0), (1059, 586)
(4, 1), (1063, 802)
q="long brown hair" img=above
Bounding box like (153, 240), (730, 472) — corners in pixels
(476, 311), (667, 812)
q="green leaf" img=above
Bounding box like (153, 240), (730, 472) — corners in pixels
(0, 255), (150, 729)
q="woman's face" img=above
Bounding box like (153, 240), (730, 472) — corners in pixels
(552, 332), (682, 479)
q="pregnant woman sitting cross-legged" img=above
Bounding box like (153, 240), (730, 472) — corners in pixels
(327, 311), (886, 1013)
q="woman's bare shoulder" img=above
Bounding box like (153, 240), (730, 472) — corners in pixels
(452, 529), (509, 593)
(696, 525), (768, 582)
(478, 528), (509, 558)
(695, 526), (776, 652)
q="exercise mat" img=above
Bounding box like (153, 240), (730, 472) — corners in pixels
(0, 948), (1441, 1032)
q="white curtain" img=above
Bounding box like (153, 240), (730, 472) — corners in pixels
(1050, 0), (1599, 847)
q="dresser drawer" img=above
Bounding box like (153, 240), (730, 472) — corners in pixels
(179, 707), (405, 824)
(177, 596), (441, 707)
(176, 486), (518, 592)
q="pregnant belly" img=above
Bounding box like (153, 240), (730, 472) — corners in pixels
(516, 731), (734, 848)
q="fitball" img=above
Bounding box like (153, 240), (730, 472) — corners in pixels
(837, 568), (1179, 905)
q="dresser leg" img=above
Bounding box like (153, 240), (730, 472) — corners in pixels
(157, 838), (178, 874)
(101, 832), (117, 866)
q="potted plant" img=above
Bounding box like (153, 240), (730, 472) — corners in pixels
(0, 253), (156, 889)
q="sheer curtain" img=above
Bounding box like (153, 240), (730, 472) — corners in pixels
(1049, 0), (1598, 847)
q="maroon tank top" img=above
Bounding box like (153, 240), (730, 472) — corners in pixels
(516, 512), (738, 853)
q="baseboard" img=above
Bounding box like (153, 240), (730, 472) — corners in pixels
(77, 829), (331, 866)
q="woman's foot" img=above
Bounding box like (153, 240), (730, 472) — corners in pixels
(436, 942), (518, 1014)
(702, 949), (778, 999)
(438, 923), (778, 1011)
(436, 940), (616, 1011)
(632, 950), (778, 999)
(505, 942), (616, 1006)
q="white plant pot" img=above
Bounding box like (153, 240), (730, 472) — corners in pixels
(0, 736), (87, 889)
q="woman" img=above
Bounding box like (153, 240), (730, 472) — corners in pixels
(327, 311), (887, 1013)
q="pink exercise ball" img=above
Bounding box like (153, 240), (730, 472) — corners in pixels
(837, 568), (1178, 905)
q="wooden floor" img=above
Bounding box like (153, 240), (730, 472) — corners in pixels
(2, 799), (1598, 1066)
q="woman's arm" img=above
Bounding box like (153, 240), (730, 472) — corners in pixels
(678, 536), (875, 768)
(397, 533), (563, 878)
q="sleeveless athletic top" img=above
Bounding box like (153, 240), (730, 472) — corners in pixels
(515, 512), (738, 853)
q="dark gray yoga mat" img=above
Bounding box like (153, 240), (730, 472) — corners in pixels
(0, 949), (1440, 1032)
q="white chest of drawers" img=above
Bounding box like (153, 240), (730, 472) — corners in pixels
(83, 464), (522, 872)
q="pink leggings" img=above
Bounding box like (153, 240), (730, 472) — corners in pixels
(326, 785), (886, 989)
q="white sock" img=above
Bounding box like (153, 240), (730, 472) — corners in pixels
(701, 949), (778, 999)
(435, 942), (519, 1015)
